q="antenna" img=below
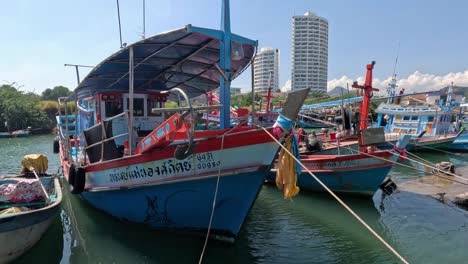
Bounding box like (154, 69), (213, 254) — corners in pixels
(392, 41), (400, 77)
(142, 0), (146, 39)
(116, 0), (124, 48)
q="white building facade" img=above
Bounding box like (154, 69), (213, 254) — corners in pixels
(291, 12), (328, 92)
(253, 47), (279, 93)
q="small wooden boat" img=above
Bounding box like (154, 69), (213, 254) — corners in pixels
(0, 155), (62, 263)
(0, 129), (31, 138)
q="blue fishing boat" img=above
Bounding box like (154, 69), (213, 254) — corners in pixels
(269, 62), (411, 196)
(0, 155), (62, 262)
(375, 77), (459, 151)
(55, 0), (308, 241)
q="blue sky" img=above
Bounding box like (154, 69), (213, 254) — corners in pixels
(1, 0), (467, 94)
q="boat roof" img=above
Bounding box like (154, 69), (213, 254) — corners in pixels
(375, 103), (455, 115)
(74, 25), (257, 100)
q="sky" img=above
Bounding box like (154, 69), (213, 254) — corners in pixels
(1, 0), (468, 96)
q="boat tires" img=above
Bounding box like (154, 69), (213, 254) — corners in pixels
(53, 139), (60, 153)
(69, 164), (86, 194)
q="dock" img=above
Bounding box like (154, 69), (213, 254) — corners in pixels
(398, 165), (468, 209)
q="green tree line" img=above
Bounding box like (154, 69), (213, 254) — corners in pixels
(0, 84), (73, 133)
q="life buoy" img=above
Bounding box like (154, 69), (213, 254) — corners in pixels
(53, 139), (60, 154)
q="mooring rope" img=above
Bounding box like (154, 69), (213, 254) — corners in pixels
(385, 141), (466, 180)
(198, 121), (247, 264)
(410, 143), (467, 157)
(260, 127), (410, 264)
(320, 139), (467, 184)
(337, 144), (468, 186)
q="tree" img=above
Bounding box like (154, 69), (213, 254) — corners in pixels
(41, 86), (72, 100)
(0, 84), (51, 131)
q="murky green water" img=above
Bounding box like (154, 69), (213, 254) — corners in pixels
(1, 135), (467, 263)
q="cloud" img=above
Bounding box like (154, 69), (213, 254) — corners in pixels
(327, 70), (468, 95)
(281, 79), (291, 92)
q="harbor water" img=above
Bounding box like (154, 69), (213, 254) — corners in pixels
(1, 135), (467, 264)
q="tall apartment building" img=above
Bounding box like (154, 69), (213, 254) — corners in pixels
(291, 12), (328, 92)
(253, 47), (279, 93)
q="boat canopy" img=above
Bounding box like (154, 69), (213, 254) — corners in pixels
(74, 25), (257, 100)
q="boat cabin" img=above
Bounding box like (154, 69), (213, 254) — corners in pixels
(375, 103), (455, 137)
(77, 91), (168, 147)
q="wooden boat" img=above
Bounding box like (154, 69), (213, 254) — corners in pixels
(448, 131), (468, 151)
(268, 143), (408, 195)
(0, 129), (31, 138)
(268, 62), (411, 196)
(55, 0), (308, 241)
(375, 78), (459, 151)
(0, 155), (62, 262)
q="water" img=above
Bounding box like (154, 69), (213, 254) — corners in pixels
(1, 135), (467, 263)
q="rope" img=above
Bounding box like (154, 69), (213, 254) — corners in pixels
(198, 123), (243, 264)
(385, 141), (466, 180)
(336, 144), (468, 186)
(260, 127), (410, 264)
(409, 143), (467, 157)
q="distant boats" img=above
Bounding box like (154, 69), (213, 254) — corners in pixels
(0, 154), (62, 262)
(375, 79), (461, 151)
(0, 128), (31, 138)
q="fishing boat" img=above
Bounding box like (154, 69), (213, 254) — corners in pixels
(375, 77), (459, 151)
(268, 62), (411, 196)
(448, 104), (468, 151)
(55, 0), (308, 241)
(0, 154), (62, 262)
(0, 128), (31, 138)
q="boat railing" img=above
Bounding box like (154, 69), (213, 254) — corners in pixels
(82, 111), (129, 165)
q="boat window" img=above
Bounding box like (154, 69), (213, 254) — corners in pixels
(393, 129), (400, 133)
(127, 98), (145, 116)
(395, 116), (402, 120)
(401, 129), (407, 134)
(409, 129), (416, 134)
(105, 101), (123, 117)
(428, 116), (434, 122)
(148, 100), (162, 117)
(403, 116), (410, 121)
(411, 116), (418, 121)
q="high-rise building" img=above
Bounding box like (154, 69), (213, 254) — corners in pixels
(253, 47), (279, 93)
(291, 11), (328, 92)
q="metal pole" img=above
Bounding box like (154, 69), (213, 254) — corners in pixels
(64, 64), (94, 85)
(116, 0), (123, 48)
(251, 59), (256, 126)
(128, 46), (134, 154)
(142, 0), (146, 39)
(74, 66), (80, 85)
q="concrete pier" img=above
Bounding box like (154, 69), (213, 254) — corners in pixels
(398, 165), (468, 209)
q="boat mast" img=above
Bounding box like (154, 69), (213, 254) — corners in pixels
(219, 0), (232, 129)
(262, 71), (274, 113)
(116, 0), (124, 48)
(387, 42), (400, 104)
(128, 46), (134, 154)
(446, 82), (454, 107)
(352, 61), (379, 151)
